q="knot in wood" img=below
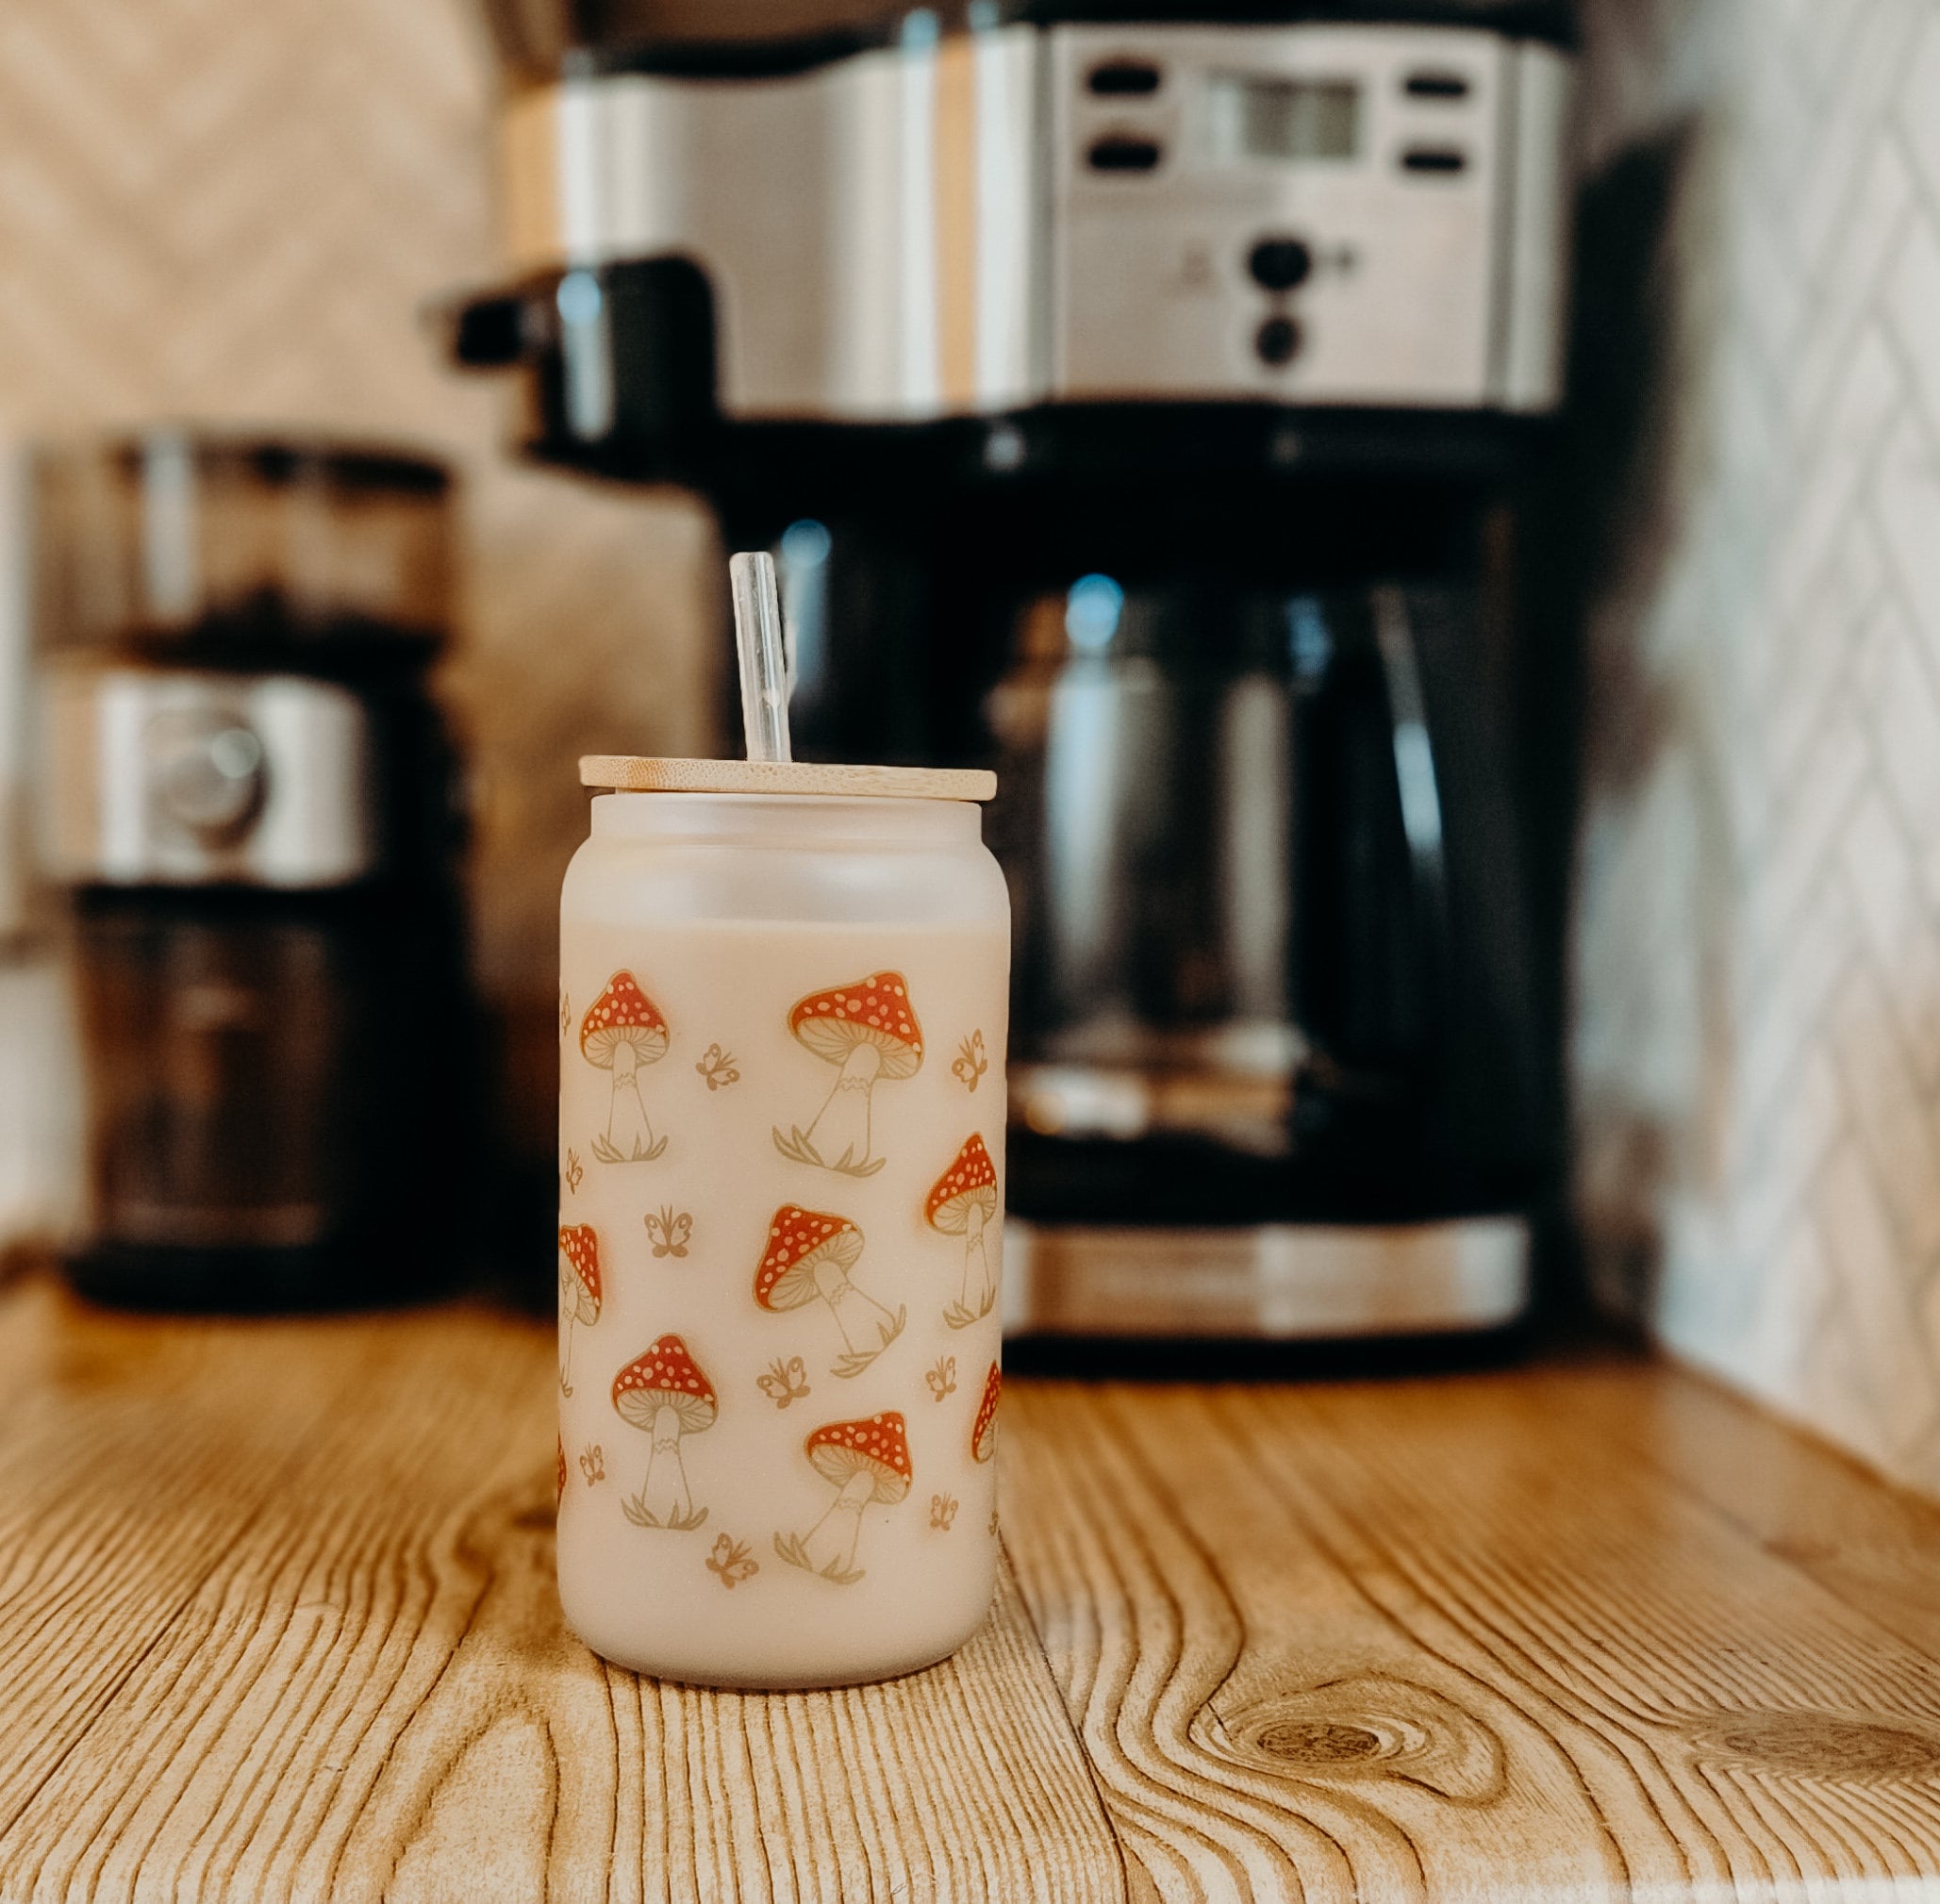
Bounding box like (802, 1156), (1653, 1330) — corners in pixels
(1251, 1720), (1385, 1765)
(1213, 1677), (1506, 1804)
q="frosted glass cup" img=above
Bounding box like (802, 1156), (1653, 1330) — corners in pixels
(556, 758), (1009, 1688)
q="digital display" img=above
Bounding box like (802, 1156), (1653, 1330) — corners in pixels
(1206, 75), (1360, 162)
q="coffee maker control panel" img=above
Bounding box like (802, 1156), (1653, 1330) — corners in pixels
(490, 14), (1570, 426)
(1051, 25), (1569, 410)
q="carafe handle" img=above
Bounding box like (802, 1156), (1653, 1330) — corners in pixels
(1369, 585), (1453, 1067)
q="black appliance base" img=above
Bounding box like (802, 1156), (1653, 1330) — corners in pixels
(61, 1240), (456, 1316)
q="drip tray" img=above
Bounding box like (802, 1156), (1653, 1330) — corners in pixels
(1003, 1216), (1529, 1339)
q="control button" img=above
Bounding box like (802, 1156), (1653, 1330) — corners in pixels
(145, 708), (266, 844)
(1086, 135), (1163, 174)
(1401, 147), (1468, 174)
(1404, 70), (1471, 99)
(1087, 59), (1162, 96)
(1255, 315), (1302, 368)
(1248, 237), (1313, 292)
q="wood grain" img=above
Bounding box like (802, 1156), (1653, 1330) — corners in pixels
(9, 1285), (1940, 1902)
(577, 758), (998, 803)
(1001, 1366), (1940, 1903)
(0, 1281), (1120, 1904)
(1529, 1359), (1940, 1664)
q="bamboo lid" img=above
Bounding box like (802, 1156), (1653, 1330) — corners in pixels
(580, 756), (997, 802)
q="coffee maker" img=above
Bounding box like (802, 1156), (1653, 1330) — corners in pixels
(450, 0), (1575, 1340)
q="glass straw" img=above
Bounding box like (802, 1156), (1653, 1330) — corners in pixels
(729, 551), (793, 764)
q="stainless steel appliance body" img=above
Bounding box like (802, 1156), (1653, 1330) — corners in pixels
(451, 1), (1575, 1342)
(39, 670), (377, 889)
(494, 19), (1567, 420)
(31, 436), (473, 1310)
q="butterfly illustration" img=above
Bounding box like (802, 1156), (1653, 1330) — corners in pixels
(756, 1356), (810, 1409)
(930, 1494), (959, 1531)
(706, 1533), (759, 1588)
(925, 1355), (956, 1402)
(952, 1031), (988, 1093)
(563, 1149), (585, 1197)
(578, 1444), (605, 1485)
(645, 1207), (692, 1258)
(559, 990), (572, 1039)
(695, 1043), (740, 1091)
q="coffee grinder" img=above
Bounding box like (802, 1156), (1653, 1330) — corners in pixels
(33, 434), (474, 1310)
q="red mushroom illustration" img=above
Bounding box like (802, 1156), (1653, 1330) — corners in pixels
(557, 1223), (602, 1396)
(613, 1334), (717, 1530)
(580, 972), (670, 1162)
(926, 1133), (1000, 1328)
(754, 1205), (905, 1378)
(772, 971), (922, 1176)
(970, 1363), (1001, 1465)
(773, 1412), (912, 1583)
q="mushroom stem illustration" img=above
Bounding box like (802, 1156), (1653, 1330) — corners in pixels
(605, 1037), (656, 1157)
(803, 1040), (881, 1171)
(775, 1413), (912, 1584)
(640, 1402), (696, 1526)
(557, 1225), (602, 1397)
(926, 1134), (1000, 1330)
(614, 1335), (717, 1531)
(580, 972), (670, 1164)
(811, 1250), (900, 1358)
(774, 972), (923, 1176)
(803, 1466), (880, 1577)
(754, 1205), (906, 1379)
(958, 1199), (994, 1318)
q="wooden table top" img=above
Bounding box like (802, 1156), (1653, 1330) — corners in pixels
(6, 1276), (1940, 1902)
